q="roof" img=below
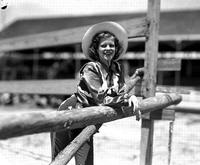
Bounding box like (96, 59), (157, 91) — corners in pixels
(1, 9), (200, 40)
(0, 9), (200, 52)
(0, 13), (143, 39)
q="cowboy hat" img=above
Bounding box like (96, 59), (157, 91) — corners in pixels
(81, 21), (128, 61)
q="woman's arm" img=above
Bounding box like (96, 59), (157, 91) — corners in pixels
(125, 67), (144, 93)
(58, 94), (77, 111)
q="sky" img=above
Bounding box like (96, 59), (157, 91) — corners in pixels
(1, 0), (200, 27)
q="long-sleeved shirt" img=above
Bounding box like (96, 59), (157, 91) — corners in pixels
(75, 61), (128, 108)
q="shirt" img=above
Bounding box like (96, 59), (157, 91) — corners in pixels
(75, 61), (128, 108)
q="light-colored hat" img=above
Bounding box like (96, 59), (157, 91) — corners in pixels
(81, 21), (128, 61)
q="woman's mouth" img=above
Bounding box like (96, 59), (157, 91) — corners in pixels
(103, 50), (113, 56)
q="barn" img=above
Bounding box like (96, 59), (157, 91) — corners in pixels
(0, 9), (200, 87)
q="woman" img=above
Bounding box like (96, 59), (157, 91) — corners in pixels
(51, 21), (143, 165)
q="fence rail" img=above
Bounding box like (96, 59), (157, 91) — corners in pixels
(0, 93), (181, 140)
(0, 79), (195, 95)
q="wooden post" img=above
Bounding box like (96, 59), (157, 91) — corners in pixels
(0, 53), (7, 80)
(32, 49), (39, 79)
(168, 121), (174, 165)
(140, 0), (160, 165)
(174, 40), (182, 85)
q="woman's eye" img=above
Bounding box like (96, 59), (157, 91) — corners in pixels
(110, 44), (115, 48)
(100, 44), (115, 48)
(101, 44), (106, 48)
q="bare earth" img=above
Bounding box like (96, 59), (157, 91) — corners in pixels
(0, 106), (200, 165)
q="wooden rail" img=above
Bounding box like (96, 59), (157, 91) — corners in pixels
(0, 93), (181, 140)
(0, 79), (192, 95)
(7, 52), (200, 60)
(0, 17), (148, 52)
(0, 79), (77, 95)
(50, 125), (100, 165)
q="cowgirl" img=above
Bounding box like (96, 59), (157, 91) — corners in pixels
(51, 21), (143, 165)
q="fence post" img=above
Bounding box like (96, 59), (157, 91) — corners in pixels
(140, 0), (160, 165)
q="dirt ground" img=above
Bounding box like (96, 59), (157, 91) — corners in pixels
(0, 105), (200, 165)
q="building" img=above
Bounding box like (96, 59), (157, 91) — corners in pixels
(0, 9), (200, 86)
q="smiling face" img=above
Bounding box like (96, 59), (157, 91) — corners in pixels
(97, 37), (116, 67)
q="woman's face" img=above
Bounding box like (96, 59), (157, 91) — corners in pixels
(97, 37), (116, 66)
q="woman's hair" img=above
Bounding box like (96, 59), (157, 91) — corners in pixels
(88, 32), (123, 61)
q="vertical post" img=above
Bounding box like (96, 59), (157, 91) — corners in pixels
(32, 49), (39, 79)
(175, 40), (182, 85)
(1, 53), (6, 80)
(168, 121), (174, 165)
(140, 0), (160, 165)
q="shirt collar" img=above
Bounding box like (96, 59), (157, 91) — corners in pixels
(97, 61), (120, 77)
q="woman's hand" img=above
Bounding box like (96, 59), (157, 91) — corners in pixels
(125, 68), (144, 93)
(132, 67), (144, 79)
(128, 95), (141, 121)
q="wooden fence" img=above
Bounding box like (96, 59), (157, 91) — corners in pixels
(0, 0), (189, 164)
(0, 93), (181, 140)
(0, 94), (181, 165)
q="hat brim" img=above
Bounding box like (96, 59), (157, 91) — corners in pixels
(82, 21), (128, 61)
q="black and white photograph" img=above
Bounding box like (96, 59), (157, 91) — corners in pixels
(0, 0), (200, 165)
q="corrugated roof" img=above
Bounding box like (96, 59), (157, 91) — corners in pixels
(0, 9), (200, 43)
(0, 13), (143, 39)
(0, 9), (200, 40)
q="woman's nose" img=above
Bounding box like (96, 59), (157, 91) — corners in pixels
(105, 45), (111, 50)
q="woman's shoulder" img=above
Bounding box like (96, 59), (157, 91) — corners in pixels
(80, 61), (100, 73)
